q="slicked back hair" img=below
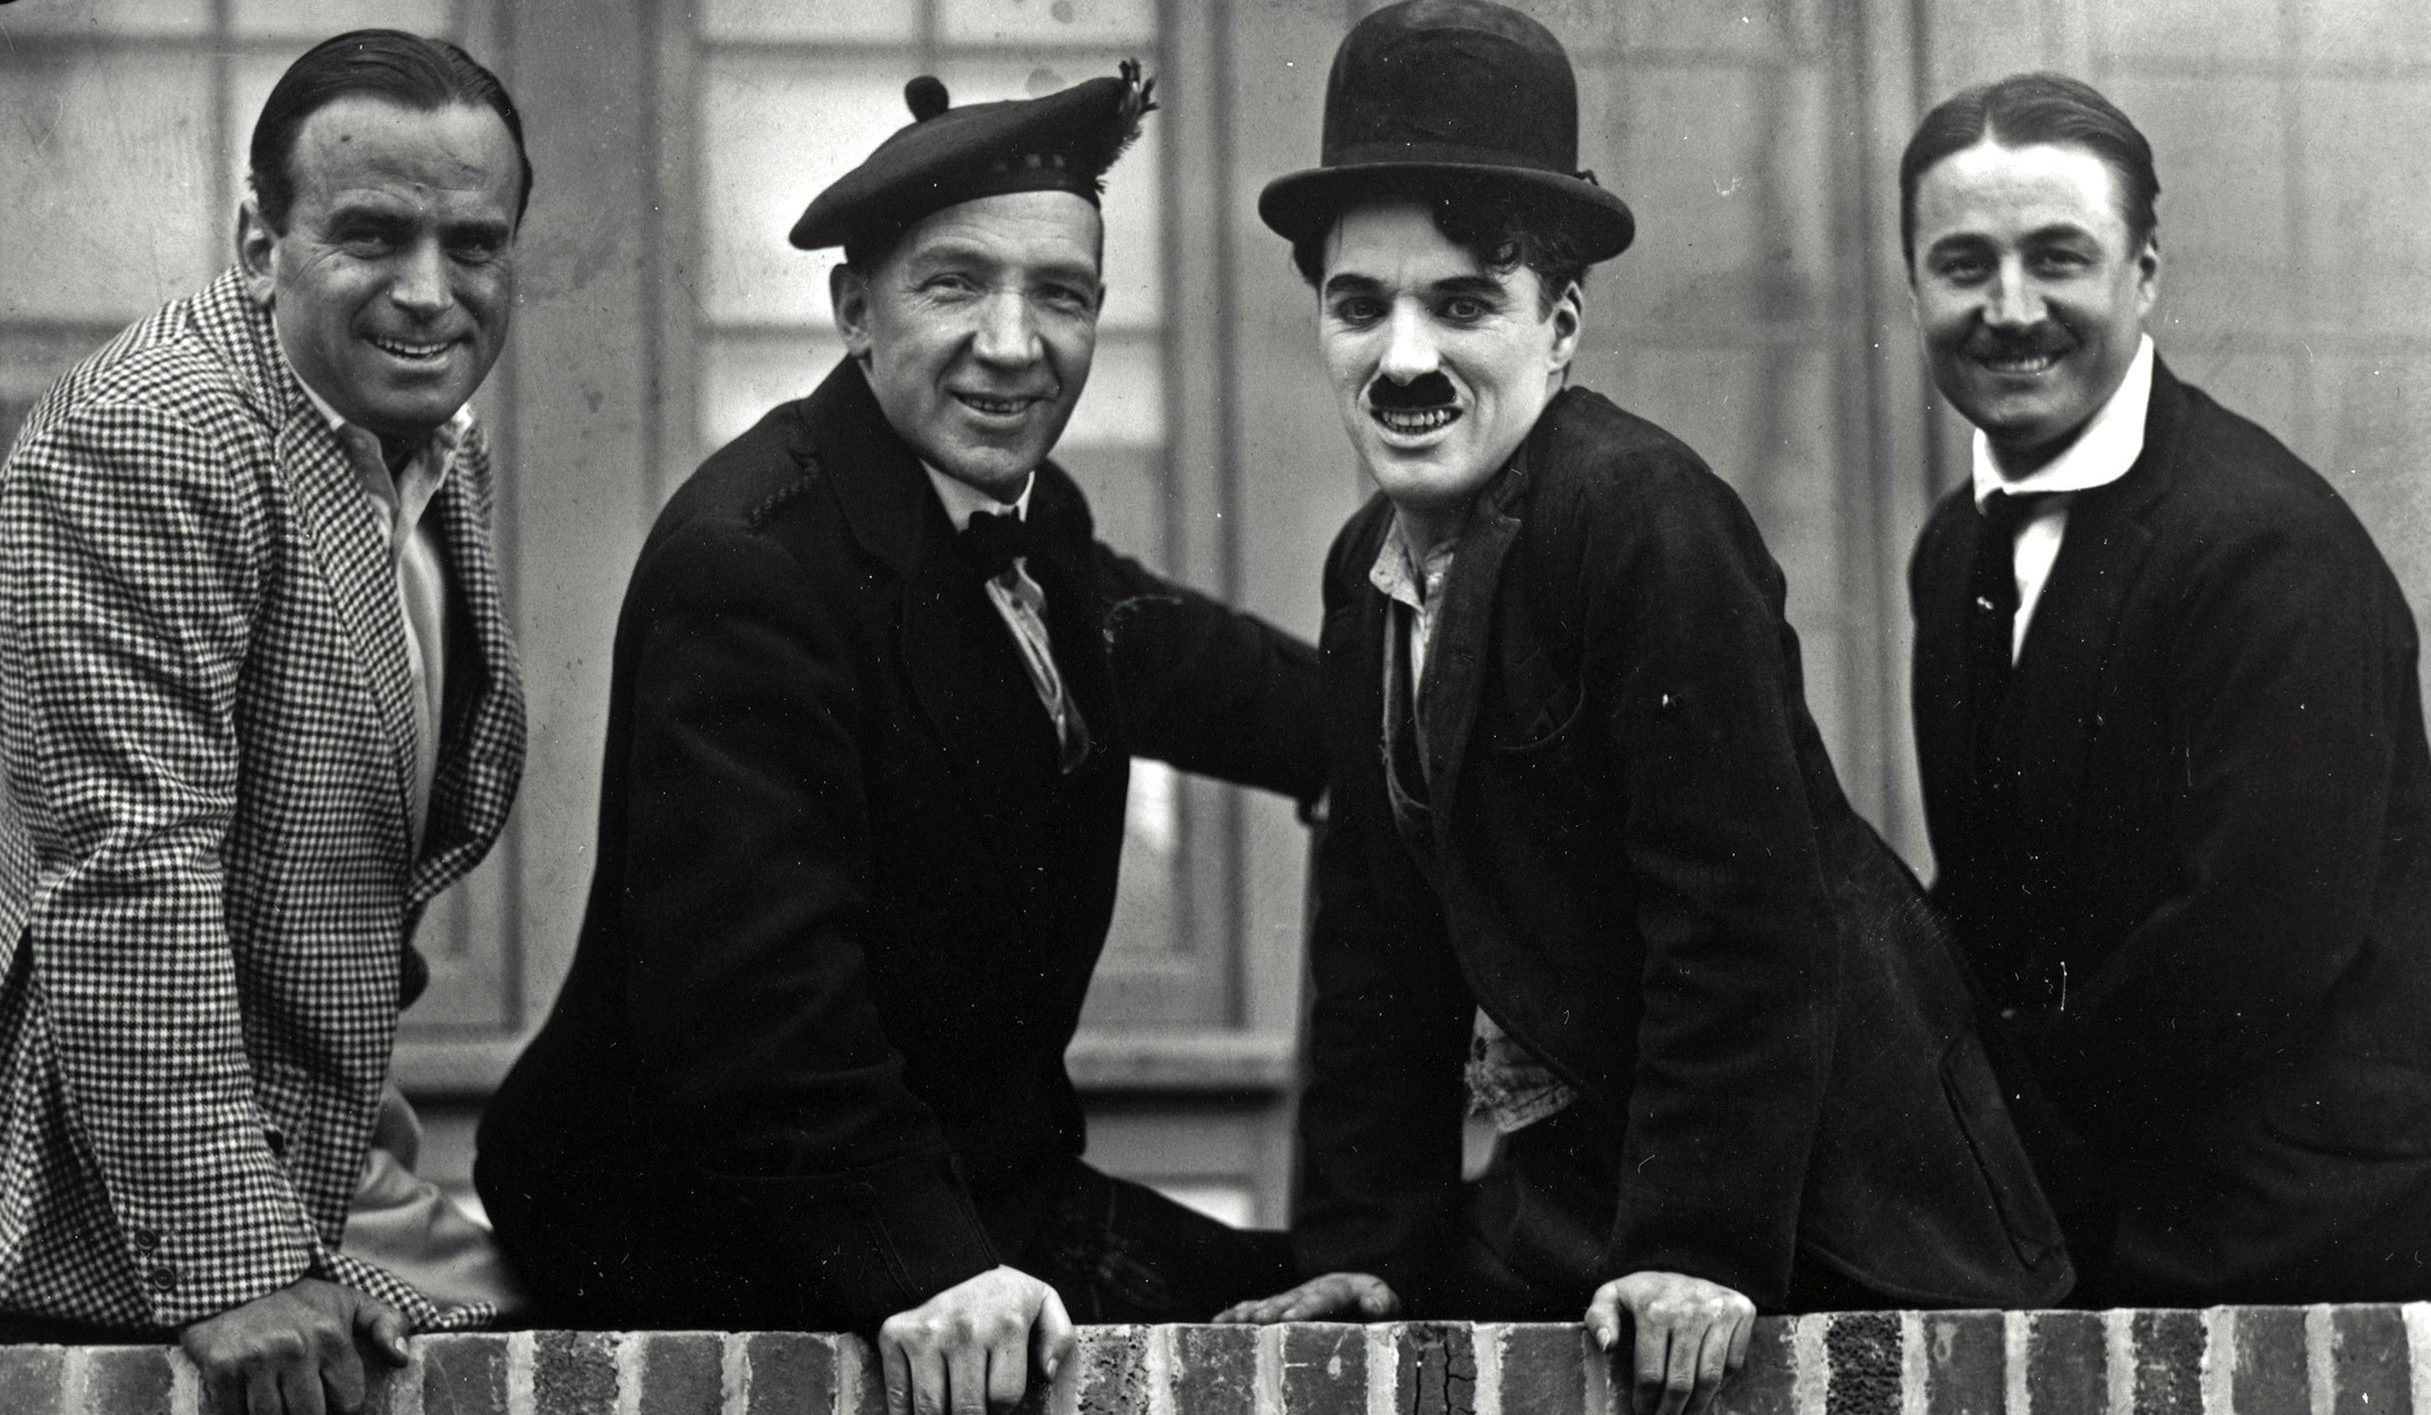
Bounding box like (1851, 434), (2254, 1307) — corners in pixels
(1291, 181), (1589, 319)
(1899, 71), (2158, 265)
(249, 29), (532, 233)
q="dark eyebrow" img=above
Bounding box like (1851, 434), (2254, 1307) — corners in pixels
(1321, 273), (1386, 299)
(1429, 275), (1508, 301)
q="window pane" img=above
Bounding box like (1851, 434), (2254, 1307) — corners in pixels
(230, 0), (451, 37)
(705, 0), (918, 43)
(0, 53), (218, 322)
(935, 55), (1163, 330)
(938, 0), (1154, 46)
(0, 0), (208, 36)
(700, 56), (913, 327)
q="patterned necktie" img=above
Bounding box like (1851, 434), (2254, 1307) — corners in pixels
(959, 509), (1092, 771)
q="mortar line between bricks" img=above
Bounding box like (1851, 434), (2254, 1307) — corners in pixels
(1584, 1325), (1619, 1415)
(60, 1345), (89, 1412)
(2105, 1311), (2134, 1415)
(1474, 1322), (1506, 1415)
(2308, 1307), (2338, 1415)
(1792, 1315), (1827, 1415)
(396, 1338), (427, 1414)
(2403, 1304), (2431, 1415)
(843, 1332), (877, 1413)
(171, 1347), (201, 1415)
(1367, 1323), (1397, 1415)
(2199, 1309), (2234, 1415)
(1253, 1322), (1284, 1414)
(2004, 1313), (2030, 1415)
(621, 1332), (649, 1415)
(1899, 1311), (1926, 1415)
(1145, 1324), (1177, 1415)
(507, 1329), (537, 1415)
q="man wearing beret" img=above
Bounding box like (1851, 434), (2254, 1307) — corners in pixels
(1903, 73), (2431, 1304)
(1217, 5), (2069, 1412)
(476, 64), (1321, 1412)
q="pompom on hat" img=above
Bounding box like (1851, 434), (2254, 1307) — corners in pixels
(790, 60), (1156, 253)
(1258, 0), (1633, 262)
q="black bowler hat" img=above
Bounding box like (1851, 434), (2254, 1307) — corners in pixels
(1259, 0), (1633, 262)
(790, 61), (1155, 253)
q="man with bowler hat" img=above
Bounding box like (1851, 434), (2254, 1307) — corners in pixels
(477, 64), (1322, 1413)
(1217, 6), (2069, 1410)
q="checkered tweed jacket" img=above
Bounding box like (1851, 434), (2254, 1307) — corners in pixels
(0, 269), (527, 1333)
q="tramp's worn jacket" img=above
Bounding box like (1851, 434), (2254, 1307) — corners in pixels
(1301, 384), (2071, 1311)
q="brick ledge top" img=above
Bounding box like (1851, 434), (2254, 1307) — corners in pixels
(4, 1308), (2427, 1413)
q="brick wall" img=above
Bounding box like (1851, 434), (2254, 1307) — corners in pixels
(5, 1308), (2428, 1414)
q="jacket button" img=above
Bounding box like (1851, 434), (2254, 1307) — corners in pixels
(264, 1127), (286, 1158)
(146, 1266), (177, 1293)
(131, 1226), (160, 1253)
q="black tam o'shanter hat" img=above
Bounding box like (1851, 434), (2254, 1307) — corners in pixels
(790, 61), (1156, 254)
(1259, 0), (1633, 262)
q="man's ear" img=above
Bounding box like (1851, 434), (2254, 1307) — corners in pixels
(2133, 232), (2162, 320)
(830, 263), (874, 362)
(236, 197), (279, 308)
(1547, 279), (1584, 379)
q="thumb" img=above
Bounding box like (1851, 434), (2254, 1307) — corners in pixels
(1356, 1277), (1400, 1318)
(1583, 1284), (1625, 1352)
(350, 1291), (411, 1365)
(1031, 1285), (1076, 1386)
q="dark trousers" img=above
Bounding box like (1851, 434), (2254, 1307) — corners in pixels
(1018, 1162), (1295, 1323)
(1436, 1104), (1886, 1319)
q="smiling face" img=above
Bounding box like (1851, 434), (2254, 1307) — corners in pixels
(1316, 200), (1579, 545)
(1909, 138), (2159, 475)
(831, 191), (1104, 500)
(239, 96), (520, 449)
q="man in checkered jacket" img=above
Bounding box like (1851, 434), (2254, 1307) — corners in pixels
(0, 30), (532, 1413)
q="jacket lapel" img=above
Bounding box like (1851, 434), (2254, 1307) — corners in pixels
(1420, 452), (1529, 828)
(813, 362), (1081, 828)
(2003, 361), (2184, 867)
(213, 282), (424, 866)
(409, 433), (526, 900)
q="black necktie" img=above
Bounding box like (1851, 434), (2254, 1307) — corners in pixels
(960, 508), (1046, 579)
(1964, 489), (2048, 819)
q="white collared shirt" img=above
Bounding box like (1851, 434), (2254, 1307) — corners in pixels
(1970, 334), (2156, 661)
(289, 369), (464, 850)
(923, 465), (1088, 769)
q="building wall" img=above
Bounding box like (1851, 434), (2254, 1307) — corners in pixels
(2, 0), (2426, 1232)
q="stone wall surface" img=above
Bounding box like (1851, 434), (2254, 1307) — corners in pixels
(3, 1309), (2426, 1414)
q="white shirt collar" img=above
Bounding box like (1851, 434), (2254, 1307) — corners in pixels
(924, 464), (1035, 529)
(1972, 334), (2155, 509)
(289, 361), (473, 465)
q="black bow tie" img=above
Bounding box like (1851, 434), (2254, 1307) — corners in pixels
(960, 509), (1047, 579)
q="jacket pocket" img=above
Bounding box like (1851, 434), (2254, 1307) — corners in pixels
(1493, 647), (1588, 759)
(1940, 1030), (2070, 1270)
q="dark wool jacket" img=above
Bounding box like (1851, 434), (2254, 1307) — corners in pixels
(1300, 384), (2071, 1311)
(477, 360), (1324, 1330)
(1913, 359), (2431, 1303)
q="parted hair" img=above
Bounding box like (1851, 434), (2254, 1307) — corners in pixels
(1900, 71), (2159, 264)
(1290, 180), (1589, 317)
(249, 29), (533, 233)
